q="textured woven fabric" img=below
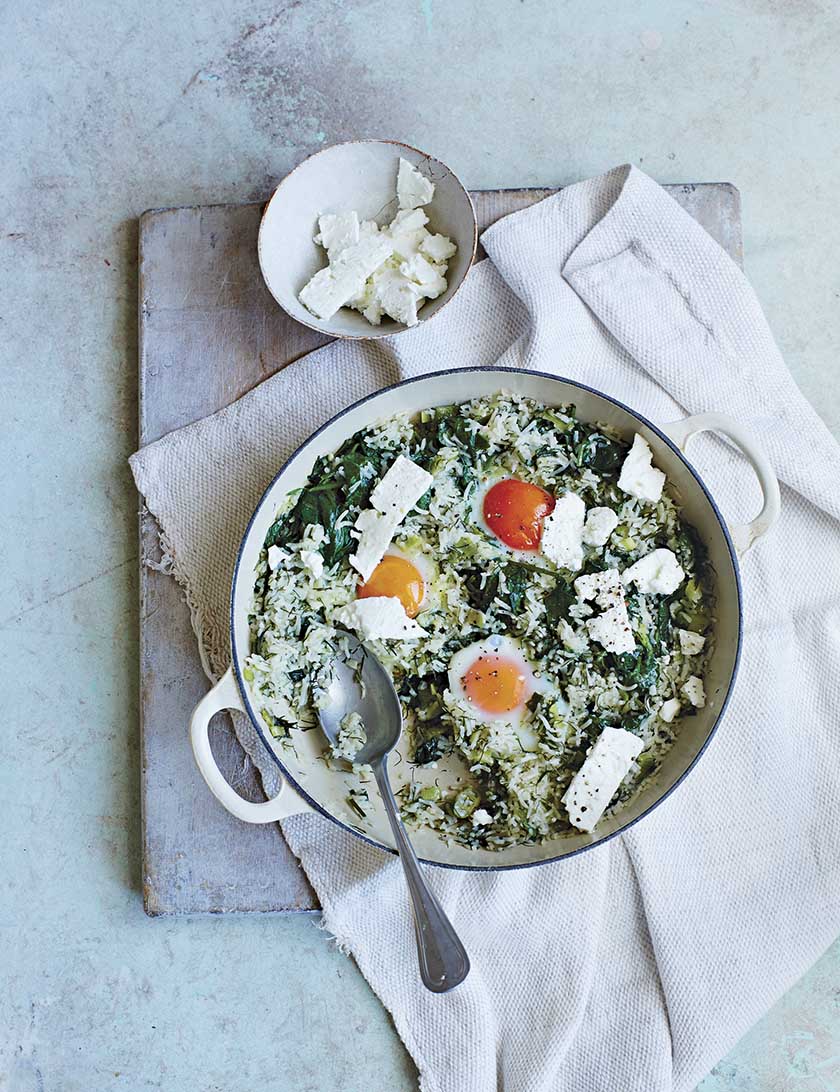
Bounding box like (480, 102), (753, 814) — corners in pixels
(130, 165), (840, 1092)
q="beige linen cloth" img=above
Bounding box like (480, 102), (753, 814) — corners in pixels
(130, 165), (840, 1092)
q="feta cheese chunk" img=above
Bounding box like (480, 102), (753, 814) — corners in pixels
(541, 492), (586, 570)
(622, 548), (685, 596)
(384, 208), (430, 262)
(313, 211), (360, 258)
(575, 568), (635, 654)
(575, 567), (624, 610)
(369, 455), (434, 522)
(351, 510), (397, 583)
(677, 629), (706, 655)
(397, 157), (435, 210)
(389, 208), (429, 232)
(420, 232), (457, 262)
(582, 506), (619, 548)
(267, 545), (284, 571)
(562, 726), (644, 832)
(472, 808), (493, 826)
(347, 279), (384, 325)
(299, 233), (394, 319)
(658, 698), (681, 723)
(350, 456), (434, 580)
(300, 549), (324, 579)
(399, 254), (447, 299)
(334, 596), (426, 640)
(618, 434), (666, 503)
(681, 675), (706, 708)
(369, 267), (422, 327)
(586, 604), (636, 655)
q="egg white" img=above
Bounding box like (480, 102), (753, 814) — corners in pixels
(447, 634), (551, 728)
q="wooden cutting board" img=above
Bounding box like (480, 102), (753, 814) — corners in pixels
(138, 183), (742, 914)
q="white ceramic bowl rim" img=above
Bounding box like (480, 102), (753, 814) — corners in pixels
(227, 366), (744, 871)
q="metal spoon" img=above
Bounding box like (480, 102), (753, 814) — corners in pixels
(318, 632), (470, 993)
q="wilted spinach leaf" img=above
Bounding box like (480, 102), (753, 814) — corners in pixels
(464, 564), (529, 615)
(535, 407), (575, 435)
(592, 711), (647, 743)
(464, 568), (500, 613)
(440, 414), (488, 453)
(545, 579), (575, 626)
(409, 413), (441, 466)
(612, 626), (658, 690)
(298, 483), (352, 567)
(264, 436), (385, 568)
(408, 408), (487, 491)
(413, 731), (453, 765)
(653, 597), (672, 649)
(410, 671), (449, 720)
(337, 440), (381, 507)
(264, 516), (286, 548)
(502, 563), (529, 614)
(573, 429), (626, 473)
(526, 692), (546, 714)
(672, 525), (707, 572)
(409, 670), (454, 765)
(617, 711), (648, 737)
(589, 437), (625, 473)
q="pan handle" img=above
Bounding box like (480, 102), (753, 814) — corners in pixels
(661, 412), (781, 556)
(190, 667), (311, 823)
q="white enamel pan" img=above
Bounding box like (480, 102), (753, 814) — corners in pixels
(190, 368), (780, 870)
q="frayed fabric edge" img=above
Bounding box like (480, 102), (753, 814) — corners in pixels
(141, 510), (282, 797)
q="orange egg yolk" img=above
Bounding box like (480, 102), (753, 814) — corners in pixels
(482, 479), (556, 551)
(462, 654), (529, 715)
(357, 554), (425, 618)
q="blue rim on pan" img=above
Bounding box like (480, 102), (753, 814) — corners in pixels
(230, 366), (743, 871)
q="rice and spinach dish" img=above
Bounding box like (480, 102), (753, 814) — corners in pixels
(245, 392), (714, 849)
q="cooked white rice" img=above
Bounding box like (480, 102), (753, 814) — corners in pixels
(245, 392), (714, 849)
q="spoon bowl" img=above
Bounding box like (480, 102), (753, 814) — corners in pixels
(317, 632), (402, 766)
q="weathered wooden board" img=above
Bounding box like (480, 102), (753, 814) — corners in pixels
(139, 183), (742, 915)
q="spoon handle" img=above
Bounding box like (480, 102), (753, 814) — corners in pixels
(373, 759), (470, 993)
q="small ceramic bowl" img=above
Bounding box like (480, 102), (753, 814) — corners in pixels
(257, 139), (478, 340)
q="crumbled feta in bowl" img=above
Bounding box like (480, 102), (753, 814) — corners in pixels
(257, 140), (477, 339)
(300, 158), (458, 327)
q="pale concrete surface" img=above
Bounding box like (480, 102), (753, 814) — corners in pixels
(2, 0), (839, 1088)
